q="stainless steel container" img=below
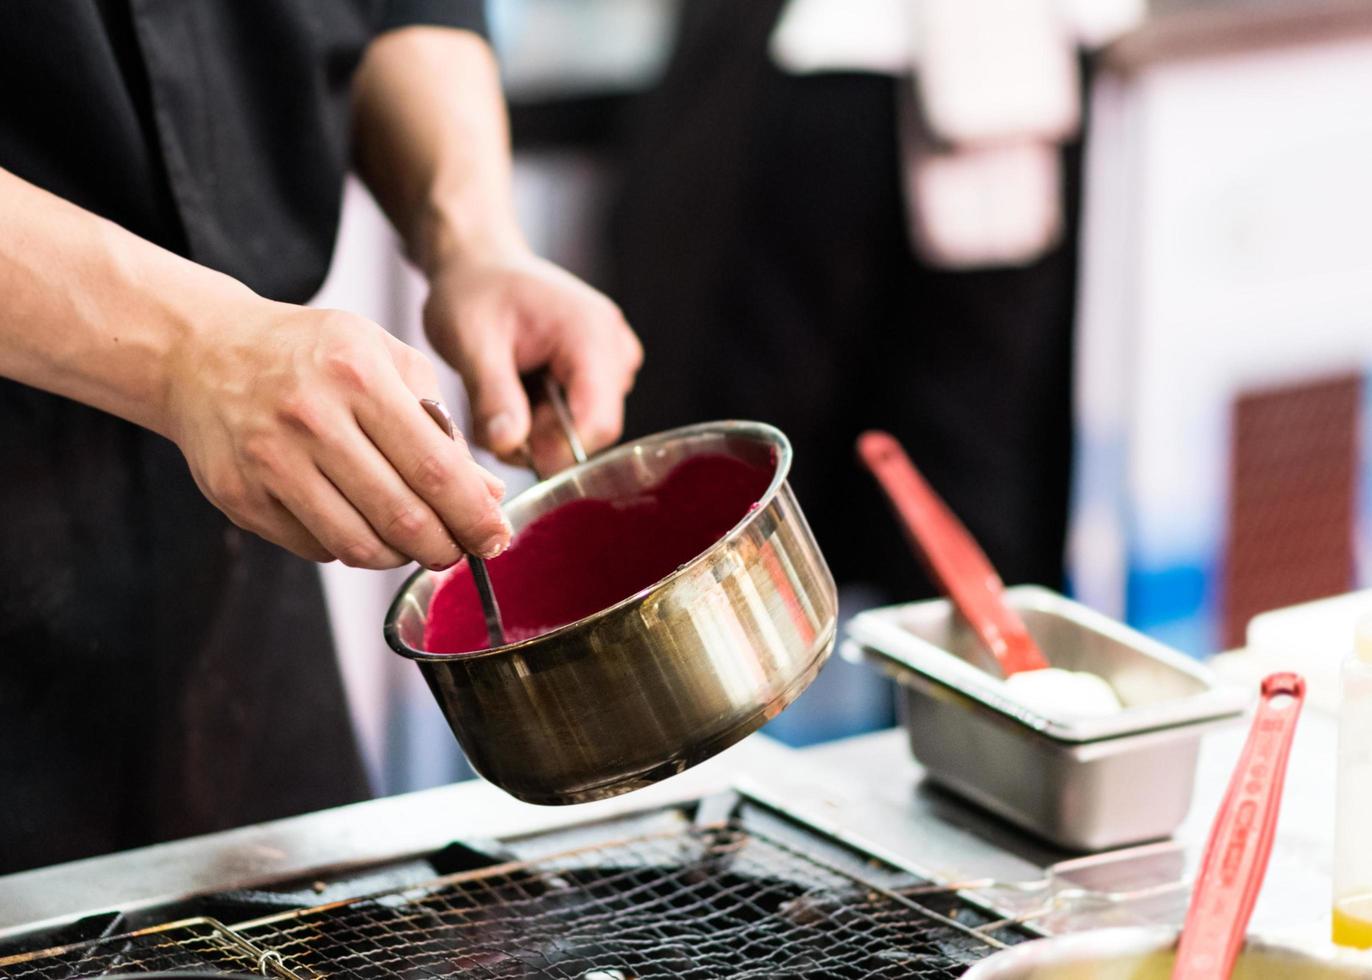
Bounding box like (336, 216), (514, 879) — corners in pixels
(961, 926), (1372, 978)
(385, 421), (838, 807)
(846, 586), (1248, 851)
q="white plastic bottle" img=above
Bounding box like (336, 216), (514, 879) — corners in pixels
(1332, 613), (1372, 948)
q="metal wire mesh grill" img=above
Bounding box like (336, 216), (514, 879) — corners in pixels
(0, 822), (1006, 980)
(235, 822), (1002, 980)
(0, 919), (264, 980)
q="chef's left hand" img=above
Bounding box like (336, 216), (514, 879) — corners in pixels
(421, 247), (642, 476)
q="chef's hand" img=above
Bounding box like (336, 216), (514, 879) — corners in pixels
(165, 297), (511, 569)
(350, 29), (641, 473)
(421, 247), (642, 475)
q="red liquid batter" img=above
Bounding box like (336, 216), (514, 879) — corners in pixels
(423, 451), (776, 653)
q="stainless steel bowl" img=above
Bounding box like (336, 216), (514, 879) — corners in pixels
(962, 927), (1372, 978)
(385, 421), (838, 806)
(846, 586), (1248, 851)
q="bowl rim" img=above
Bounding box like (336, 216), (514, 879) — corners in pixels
(383, 419), (793, 663)
(961, 926), (1372, 977)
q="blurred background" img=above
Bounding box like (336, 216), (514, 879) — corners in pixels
(314, 0), (1372, 797)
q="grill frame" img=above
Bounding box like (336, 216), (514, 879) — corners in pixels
(0, 808), (1024, 980)
(0, 918), (272, 979)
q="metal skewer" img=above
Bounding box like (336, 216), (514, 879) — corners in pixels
(542, 374), (587, 466)
(420, 398), (507, 649)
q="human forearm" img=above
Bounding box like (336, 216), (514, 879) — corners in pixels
(350, 27), (643, 467)
(0, 166), (255, 438)
(0, 164), (510, 568)
(352, 26), (523, 276)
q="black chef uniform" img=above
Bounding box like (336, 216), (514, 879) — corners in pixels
(611, 0), (1079, 605)
(0, 0), (487, 875)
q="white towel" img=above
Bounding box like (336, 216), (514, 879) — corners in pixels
(767, 0), (915, 76)
(770, 0), (1144, 268)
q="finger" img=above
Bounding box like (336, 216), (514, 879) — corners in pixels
(526, 399), (582, 476)
(265, 459), (409, 570)
(556, 338), (637, 454)
(234, 496), (336, 564)
(380, 335), (506, 500)
(194, 467), (336, 563)
(313, 422), (465, 571)
(459, 336), (532, 459)
(353, 372), (512, 559)
(382, 333), (441, 400)
(258, 500), (337, 563)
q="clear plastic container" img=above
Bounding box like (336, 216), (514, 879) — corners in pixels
(1332, 613), (1372, 949)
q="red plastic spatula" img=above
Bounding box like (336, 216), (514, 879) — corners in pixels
(857, 430), (1050, 677)
(1171, 672), (1305, 980)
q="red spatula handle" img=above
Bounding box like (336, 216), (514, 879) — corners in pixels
(1172, 672), (1305, 980)
(857, 430), (1050, 676)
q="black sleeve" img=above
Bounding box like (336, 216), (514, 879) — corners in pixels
(379, 0), (488, 37)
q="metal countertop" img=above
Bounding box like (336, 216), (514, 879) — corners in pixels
(795, 716), (1341, 945)
(0, 736), (794, 938)
(0, 713), (1344, 951)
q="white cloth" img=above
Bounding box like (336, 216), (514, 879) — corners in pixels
(767, 0), (915, 75)
(770, 0), (1144, 268)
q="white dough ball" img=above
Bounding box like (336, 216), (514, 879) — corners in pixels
(1004, 667), (1123, 718)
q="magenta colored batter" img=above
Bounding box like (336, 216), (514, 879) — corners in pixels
(423, 452), (775, 653)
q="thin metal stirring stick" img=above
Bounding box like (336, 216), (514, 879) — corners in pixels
(542, 374), (588, 465)
(514, 377), (588, 477)
(419, 398), (507, 648)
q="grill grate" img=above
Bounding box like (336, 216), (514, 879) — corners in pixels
(1, 822), (1007, 980)
(236, 823), (1002, 980)
(0, 919), (266, 979)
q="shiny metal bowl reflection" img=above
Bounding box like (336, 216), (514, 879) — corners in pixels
(384, 421), (838, 806)
(962, 927), (1372, 979)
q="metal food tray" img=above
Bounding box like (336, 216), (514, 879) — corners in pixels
(846, 586), (1248, 851)
(847, 586), (1245, 742)
(0, 821), (1012, 980)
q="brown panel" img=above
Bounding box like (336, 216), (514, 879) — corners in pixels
(1224, 373), (1360, 648)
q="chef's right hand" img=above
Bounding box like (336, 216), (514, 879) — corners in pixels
(164, 297), (511, 569)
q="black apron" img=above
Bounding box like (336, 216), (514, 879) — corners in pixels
(610, 0), (1081, 604)
(0, 0), (485, 874)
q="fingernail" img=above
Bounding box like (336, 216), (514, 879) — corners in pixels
(476, 536), (508, 559)
(427, 547), (461, 572)
(475, 513), (513, 559)
(486, 411), (516, 448)
(426, 540), (463, 572)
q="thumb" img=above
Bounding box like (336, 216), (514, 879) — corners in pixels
(465, 345), (531, 459)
